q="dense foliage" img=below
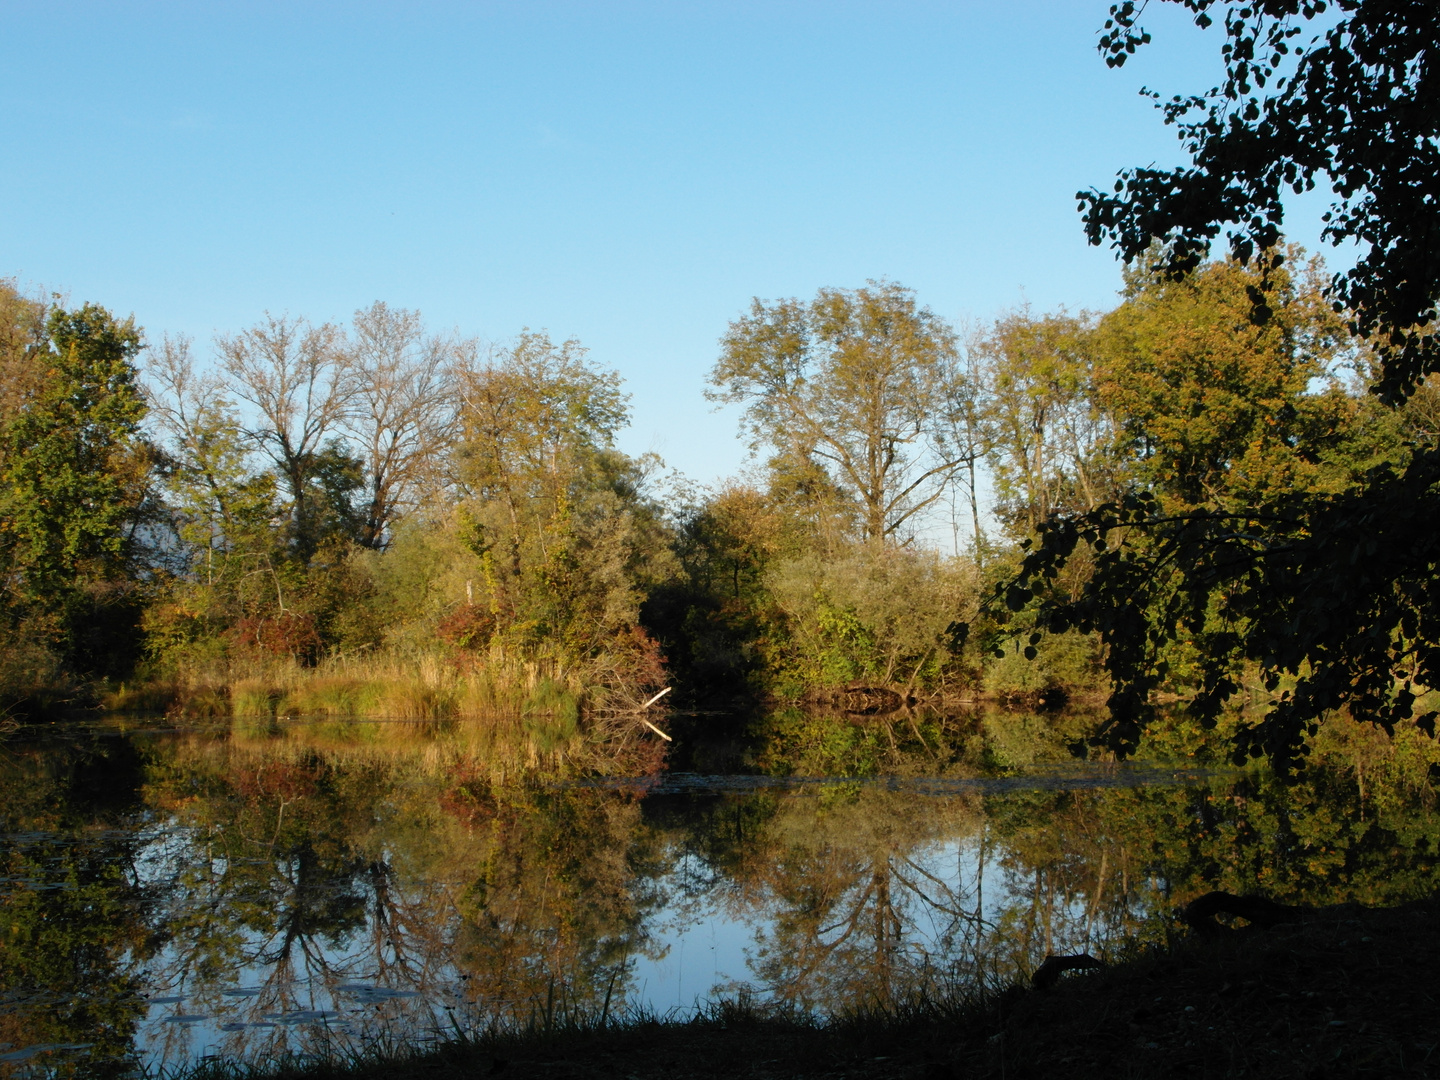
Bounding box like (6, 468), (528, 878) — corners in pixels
(0, 295), (158, 694)
(997, 0), (1440, 769)
(3, 231), (1432, 757)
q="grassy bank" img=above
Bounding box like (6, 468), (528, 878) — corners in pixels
(170, 897), (1436, 1080)
(100, 650), (598, 724)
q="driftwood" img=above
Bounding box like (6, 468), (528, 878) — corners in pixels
(1030, 953), (1104, 990)
(639, 687), (672, 710)
(1182, 891), (1304, 934)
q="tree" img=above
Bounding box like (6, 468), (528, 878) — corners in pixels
(344, 302), (461, 549)
(1093, 250), (1398, 509)
(146, 332), (386, 668)
(710, 282), (971, 546)
(456, 332), (629, 512)
(978, 309), (1115, 534)
(0, 280), (50, 425)
(453, 331), (668, 654)
(1003, 2), (1440, 769)
(0, 303), (157, 673)
(1084, 1), (1440, 403)
(939, 334), (994, 559)
(217, 314), (358, 560)
(146, 334), (279, 575)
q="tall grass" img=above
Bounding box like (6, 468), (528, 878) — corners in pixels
(105, 643), (662, 779)
(108, 646), (587, 725)
(157, 973), (1025, 1080)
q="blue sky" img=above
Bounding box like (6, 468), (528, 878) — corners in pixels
(0, 2), (1331, 486)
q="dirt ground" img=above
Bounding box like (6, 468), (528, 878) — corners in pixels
(284, 899), (1436, 1080)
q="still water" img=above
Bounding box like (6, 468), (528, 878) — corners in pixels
(3, 709), (1438, 1075)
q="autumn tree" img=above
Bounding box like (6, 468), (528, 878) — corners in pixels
(217, 314), (359, 560)
(710, 282), (972, 547)
(453, 331), (669, 655)
(977, 309), (1115, 534)
(1094, 250), (1398, 510)
(142, 335), (299, 664)
(937, 335), (994, 558)
(147, 334), (279, 574)
(0, 280), (50, 425)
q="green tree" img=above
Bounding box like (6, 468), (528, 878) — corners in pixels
(453, 331), (670, 659)
(640, 482), (797, 707)
(1095, 250), (1399, 509)
(0, 303), (156, 676)
(766, 548), (979, 695)
(978, 308), (1115, 533)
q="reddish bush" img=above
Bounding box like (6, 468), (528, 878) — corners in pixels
(233, 612), (323, 663)
(438, 781), (500, 827)
(437, 605), (496, 649)
(614, 625), (668, 690)
(233, 759), (322, 801)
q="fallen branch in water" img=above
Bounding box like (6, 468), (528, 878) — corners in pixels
(639, 687), (672, 709)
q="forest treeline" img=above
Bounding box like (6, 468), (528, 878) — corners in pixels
(1, 246), (1434, 728)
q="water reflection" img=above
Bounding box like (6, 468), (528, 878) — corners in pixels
(2, 709), (1439, 1075)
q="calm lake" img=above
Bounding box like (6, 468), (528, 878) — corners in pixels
(3, 708), (1438, 1075)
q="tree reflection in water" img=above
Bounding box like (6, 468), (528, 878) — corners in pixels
(0, 733), (156, 1077)
(130, 725), (670, 1067)
(2, 709), (1440, 1074)
(656, 782), (1155, 1014)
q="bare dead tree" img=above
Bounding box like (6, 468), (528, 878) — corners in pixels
(216, 314), (352, 555)
(344, 302), (461, 548)
(146, 335), (235, 534)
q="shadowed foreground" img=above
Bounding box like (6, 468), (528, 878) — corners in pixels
(179, 898), (1435, 1080)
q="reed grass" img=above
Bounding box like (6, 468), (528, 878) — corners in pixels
(111, 646), (590, 727)
(123, 644), (637, 787)
(152, 975), (1018, 1080)
(94, 645), (644, 778)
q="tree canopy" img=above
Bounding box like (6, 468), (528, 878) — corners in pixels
(1002, 1), (1440, 769)
(0, 298), (156, 675)
(1085, 0), (1440, 403)
(710, 282), (970, 546)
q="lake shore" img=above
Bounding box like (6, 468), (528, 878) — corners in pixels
(182, 896), (1434, 1080)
